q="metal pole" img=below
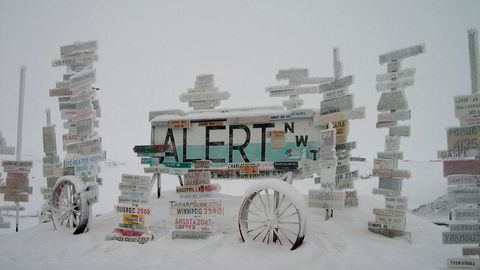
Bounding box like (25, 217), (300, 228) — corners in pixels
(15, 66), (26, 232)
(45, 108), (51, 126)
(157, 173), (161, 198)
(468, 29), (479, 94)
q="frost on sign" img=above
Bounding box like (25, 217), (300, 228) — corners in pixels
(377, 90), (408, 112)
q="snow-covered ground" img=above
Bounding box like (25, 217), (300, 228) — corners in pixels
(0, 160), (457, 270)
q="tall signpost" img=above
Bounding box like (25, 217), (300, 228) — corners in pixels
(368, 44), (425, 238)
(439, 29), (480, 268)
(48, 40), (105, 233)
(0, 66), (32, 232)
(311, 48), (366, 210)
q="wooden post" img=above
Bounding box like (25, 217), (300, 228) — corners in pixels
(157, 173), (161, 198)
(45, 108), (51, 126)
(468, 29), (479, 94)
(15, 66), (26, 232)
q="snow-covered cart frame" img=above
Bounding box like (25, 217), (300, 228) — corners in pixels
(146, 105), (322, 249)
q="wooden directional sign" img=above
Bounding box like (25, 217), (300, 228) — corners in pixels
(379, 44), (425, 64)
(66, 137), (102, 155)
(377, 90), (408, 112)
(276, 68), (309, 80)
(172, 216), (216, 232)
(377, 151), (403, 160)
(4, 193), (29, 202)
(452, 208), (480, 220)
(70, 68), (96, 88)
(447, 126), (480, 151)
(372, 188), (400, 197)
(376, 121), (397, 128)
(375, 214), (406, 227)
(60, 40), (97, 56)
(323, 88), (348, 101)
(376, 68), (416, 82)
(119, 183), (150, 192)
(437, 149), (477, 160)
(455, 196), (480, 205)
(378, 111), (411, 123)
(385, 196), (408, 210)
(168, 120), (191, 129)
(447, 175), (480, 185)
(308, 189), (345, 209)
(373, 169), (410, 179)
(443, 160), (480, 176)
(385, 135), (400, 152)
(2, 161), (33, 168)
(115, 205), (152, 215)
(376, 77), (414, 92)
(442, 231), (480, 244)
(63, 151), (106, 167)
(179, 91), (230, 102)
(463, 247), (480, 256)
(455, 95), (480, 119)
(320, 95), (354, 115)
(266, 85), (319, 97)
(336, 141), (356, 152)
(379, 177), (402, 192)
(314, 107), (365, 125)
(368, 221), (404, 231)
(374, 159), (397, 170)
(448, 186), (480, 197)
(317, 76), (354, 93)
(176, 184), (221, 193)
(449, 223), (480, 232)
(184, 171), (211, 185)
(0, 146), (15, 155)
(373, 208), (406, 217)
(121, 174), (150, 184)
(447, 258), (480, 268)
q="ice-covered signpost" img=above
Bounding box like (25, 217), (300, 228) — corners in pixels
(438, 29), (480, 268)
(368, 44), (425, 238)
(309, 48), (366, 215)
(0, 66), (32, 232)
(47, 40), (105, 234)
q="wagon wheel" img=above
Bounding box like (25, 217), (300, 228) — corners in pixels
(238, 179), (307, 250)
(51, 176), (89, 234)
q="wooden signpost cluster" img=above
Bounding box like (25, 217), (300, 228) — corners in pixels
(179, 74), (230, 110)
(50, 40), (105, 190)
(106, 174), (153, 244)
(169, 163), (224, 240)
(39, 109), (62, 223)
(439, 29), (480, 269)
(0, 160), (32, 210)
(0, 131), (15, 156)
(368, 44), (425, 238)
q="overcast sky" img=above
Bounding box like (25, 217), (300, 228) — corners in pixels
(1, 0), (479, 164)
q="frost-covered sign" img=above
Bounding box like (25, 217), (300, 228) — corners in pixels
(0, 161), (33, 203)
(369, 43), (425, 238)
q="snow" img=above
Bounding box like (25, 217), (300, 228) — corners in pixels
(0, 160), (459, 270)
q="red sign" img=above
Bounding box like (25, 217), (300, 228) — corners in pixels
(443, 159), (480, 176)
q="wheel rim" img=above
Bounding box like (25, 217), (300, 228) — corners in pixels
(52, 179), (88, 234)
(239, 188), (304, 250)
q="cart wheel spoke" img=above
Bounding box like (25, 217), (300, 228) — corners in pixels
(252, 226), (268, 240)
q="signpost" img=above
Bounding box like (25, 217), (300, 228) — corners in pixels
(437, 29), (480, 269)
(106, 174), (153, 244)
(369, 43), (425, 238)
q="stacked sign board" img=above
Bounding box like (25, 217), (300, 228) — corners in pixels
(105, 174), (153, 244)
(368, 44), (425, 238)
(0, 161), (33, 204)
(308, 127), (345, 214)
(50, 40), (105, 187)
(169, 164), (224, 239)
(39, 111), (62, 223)
(179, 74), (230, 110)
(439, 29), (480, 269)
(0, 132), (15, 156)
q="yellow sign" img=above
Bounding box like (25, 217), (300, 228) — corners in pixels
(122, 214), (146, 225)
